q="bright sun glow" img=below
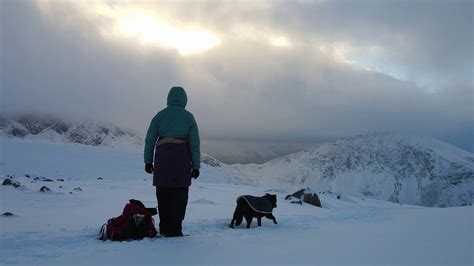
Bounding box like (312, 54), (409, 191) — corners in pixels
(269, 36), (291, 48)
(99, 8), (221, 55)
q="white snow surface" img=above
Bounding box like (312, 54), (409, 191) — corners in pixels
(1, 139), (473, 265)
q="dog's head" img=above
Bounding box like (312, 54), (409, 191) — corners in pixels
(264, 193), (277, 208)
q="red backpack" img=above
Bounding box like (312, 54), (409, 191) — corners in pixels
(98, 199), (158, 241)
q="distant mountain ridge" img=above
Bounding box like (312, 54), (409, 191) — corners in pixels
(229, 133), (474, 207)
(0, 114), (227, 169)
(2, 116), (473, 207)
(0, 115), (143, 150)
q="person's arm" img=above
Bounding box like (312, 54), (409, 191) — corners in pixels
(144, 116), (159, 165)
(188, 114), (201, 170)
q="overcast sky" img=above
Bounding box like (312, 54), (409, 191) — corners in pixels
(1, 0), (473, 162)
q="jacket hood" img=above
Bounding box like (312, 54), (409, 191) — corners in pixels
(167, 86), (187, 108)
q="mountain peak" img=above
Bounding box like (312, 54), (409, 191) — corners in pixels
(231, 133), (474, 207)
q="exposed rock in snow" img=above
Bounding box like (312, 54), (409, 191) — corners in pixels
(285, 188), (322, 207)
(201, 153), (222, 167)
(39, 186), (51, 192)
(2, 178), (21, 188)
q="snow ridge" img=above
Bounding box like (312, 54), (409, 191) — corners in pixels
(230, 133), (474, 207)
(0, 115), (143, 150)
(0, 115), (232, 170)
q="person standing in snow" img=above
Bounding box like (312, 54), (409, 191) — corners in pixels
(144, 86), (200, 237)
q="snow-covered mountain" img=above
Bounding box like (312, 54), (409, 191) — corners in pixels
(0, 115), (229, 169)
(0, 115), (143, 150)
(2, 116), (472, 207)
(229, 133), (474, 207)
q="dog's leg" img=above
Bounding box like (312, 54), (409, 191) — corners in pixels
(245, 215), (252, 228)
(267, 214), (278, 224)
(229, 218), (235, 228)
(257, 217), (262, 227)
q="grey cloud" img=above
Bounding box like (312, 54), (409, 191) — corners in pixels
(2, 0), (182, 124)
(272, 0), (474, 86)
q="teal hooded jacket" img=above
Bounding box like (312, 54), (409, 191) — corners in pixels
(144, 87), (201, 169)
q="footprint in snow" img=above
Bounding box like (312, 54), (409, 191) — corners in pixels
(190, 199), (216, 204)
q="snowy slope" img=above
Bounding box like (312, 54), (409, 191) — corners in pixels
(1, 139), (472, 265)
(0, 140), (241, 185)
(0, 115), (143, 150)
(229, 133), (474, 207)
(0, 115), (229, 170)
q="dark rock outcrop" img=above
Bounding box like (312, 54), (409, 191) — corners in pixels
(285, 188), (322, 207)
(2, 178), (21, 188)
(39, 186), (50, 192)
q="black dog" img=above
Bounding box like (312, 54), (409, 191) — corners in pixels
(229, 193), (278, 228)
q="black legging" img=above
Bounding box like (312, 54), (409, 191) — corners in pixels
(155, 187), (189, 236)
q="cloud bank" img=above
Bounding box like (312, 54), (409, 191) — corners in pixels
(1, 0), (473, 161)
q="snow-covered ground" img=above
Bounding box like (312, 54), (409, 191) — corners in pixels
(1, 139), (473, 265)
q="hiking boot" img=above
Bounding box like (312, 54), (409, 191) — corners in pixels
(160, 231), (183, 237)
